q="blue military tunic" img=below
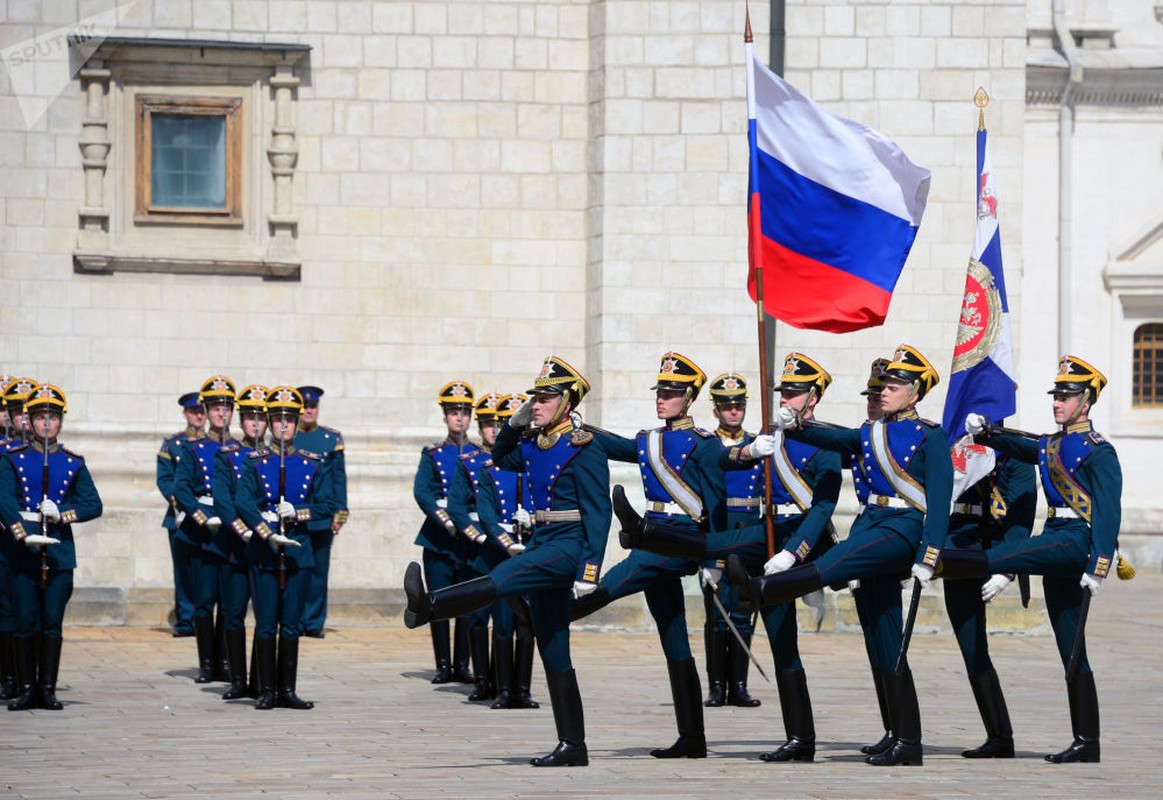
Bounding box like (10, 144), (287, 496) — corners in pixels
(413, 439), (476, 559)
(156, 426), (205, 531)
(172, 433), (237, 556)
(295, 423), (347, 530)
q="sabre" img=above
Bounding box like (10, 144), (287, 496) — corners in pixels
(894, 577), (923, 676)
(708, 586), (769, 683)
(39, 409), (50, 590)
(1065, 591), (1091, 682)
(277, 417), (287, 592)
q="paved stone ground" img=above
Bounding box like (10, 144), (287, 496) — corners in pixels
(3, 576), (1161, 799)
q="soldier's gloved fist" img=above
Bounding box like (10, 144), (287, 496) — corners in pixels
(276, 500), (295, 520)
(965, 413), (989, 437)
(911, 563), (934, 587)
(261, 510), (279, 525)
(764, 550), (796, 575)
(747, 434), (776, 459)
(699, 567), (722, 591)
(39, 498), (61, 522)
(775, 407), (800, 431)
(442, 518), (457, 533)
(571, 581), (597, 599)
(513, 508), (532, 529)
(981, 573), (1012, 602)
(509, 399), (534, 428)
(20, 510), (39, 523)
(23, 533), (61, 548)
(205, 516), (222, 532)
(1080, 572), (1103, 596)
(241, 530), (254, 542)
(267, 532), (301, 549)
(472, 532), (487, 545)
(506, 542), (526, 556)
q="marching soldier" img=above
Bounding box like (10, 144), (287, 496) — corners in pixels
(171, 376), (237, 683)
(725, 344), (953, 767)
(946, 356), (1124, 764)
(156, 392), (206, 638)
(702, 373), (761, 709)
(412, 381), (477, 685)
(212, 385), (269, 700)
(1, 384), (103, 710)
(618, 354), (841, 762)
(404, 356), (611, 766)
(572, 352), (723, 760)
(236, 386), (332, 710)
(295, 385), (348, 638)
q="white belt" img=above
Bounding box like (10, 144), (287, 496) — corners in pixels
(198, 496), (215, 507)
(646, 501), (687, 516)
(766, 503), (801, 517)
(952, 503), (984, 516)
(534, 509), (582, 524)
(1047, 506), (1080, 520)
(867, 493), (909, 510)
(727, 497), (762, 509)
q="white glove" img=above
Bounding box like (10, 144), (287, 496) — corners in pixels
(981, 573), (1012, 602)
(571, 581), (597, 599)
(241, 529), (254, 542)
(175, 511), (187, 527)
(965, 413), (988, 437)
(699, 567), (722, 591)
(774, 406), (798, 431)
(1080, 572), (1103, 596)
(205, 516), (222, 532)
(276, 500), (296, 521)
(506, 542), (526, 556)
(39, 498), (61, 522)
(23, 533), (61, 547)
(261, 510), (279, 525)
(747, 434), (776, 459)
(911, 563), (934, 587)
(267, 532), (301, 549)
(471, 532), (487, 545)
(509, 399), (534, 428)
(764, 550), (797, 575)
(513, 507), (533, 529)
(443, 518), (456, 533)
(20, 510), (39, 523)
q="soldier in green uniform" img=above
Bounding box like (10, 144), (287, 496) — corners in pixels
(156, 392), (206, 638)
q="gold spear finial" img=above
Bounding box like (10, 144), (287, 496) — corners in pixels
(974, 87), (989, 131)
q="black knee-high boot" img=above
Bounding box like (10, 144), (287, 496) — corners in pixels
(866, 669), (923, 766)
(936, 548), (989, 580)
(962, 667), (1014, 758)
(221, 628), (249, 700)
(760, 669), (815, 762)
(1046, 671), (1100, 763)
(37, 636), (64, 710)
(429, 620), (452, 683)
(6, 635), (37, 711)
(727, 555), (822, 613)
(403, 563), (497, 629)
(530, 669), (588, 767)
(212, 609), (229, 682)
(512, 635), (540, 709)
(452, 618), (473, 684)
(193, 616), (215, 683)
(490, 635), (514, 709)
(727, 631), (761, 707)
(860, 669), (895, 755)
(569, 585), (611, 622)
(651, 657), (707, 759)
(253, 637), (277, 710)
(276, 634), (313, 710)
(467, 626), (492, 701)
(0, 631), (15, 700)
(703, 629), (727, 707)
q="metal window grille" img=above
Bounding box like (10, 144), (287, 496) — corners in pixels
(1133, 323), (1163, 407)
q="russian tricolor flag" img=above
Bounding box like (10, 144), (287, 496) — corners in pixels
(941, 124), (1017, 444)
(746, 47), (931, 333)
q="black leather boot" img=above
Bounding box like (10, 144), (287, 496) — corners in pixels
(569, 585), (611, 622)
(253, 637), (276, 710)
(860, 669), (894, 755)
(637, 519), (709, 560)
(962, 668), (1014, 758)
(490, 635), (514, 709)
(936, 548), (988, 580)
(212, 611), (230, 682)
(703, 629), (727, 707)
(0, 631), (15, 700)
(404, 562), (432, 629)
(467, 626), (492, 701)
(276, 634), (314, 710)
(866, 670), (923, 766)
(248, 635), (259, 698)
(612, 484), (644, 548)
(6, 635), (37, 711)
(512, 635), (540, 709)
(530, 669), (588, 766)
(37, 635), (64, 710)
(651, 657), (707, 759)
(430, 619), (452, 684)
(1046, 671), (1100, 763)
(727, 631), (761, 707)
(221, 627), (250, 700)
(760, 669), (816, 762)
(451, 618), (474, 684)
(727, 555), (822, 614)
(193, 616), (215, 683)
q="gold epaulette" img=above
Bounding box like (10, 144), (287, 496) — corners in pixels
(570, 429), (593, 446)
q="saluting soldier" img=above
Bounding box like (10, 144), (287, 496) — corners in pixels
(701, 373), (761, 709)
(412, 381), (477, 685)
(726, 345), (953, 767)
(171, 376), (237, 684)
(946, 356), (1124, 764)
(572, 352), (723, 760)
(1, 384), (103, 711)
(295, 385), (347, 639)
(156, 392), (206, 638)
(211, 385), (269, 700)
(404, 356), (611, 767)
(236, 386), (332, 710)
(618, 354), (842, 762)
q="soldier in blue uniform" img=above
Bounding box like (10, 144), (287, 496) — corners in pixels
(946, 356), (1123, 764)
(412, 380), (477, 685)
(156, 392), (206, 638)
(236, 386), (332, 710)
(295, 385), (347, 639)
(0, 375), (27, 701)
(212, 385), (269, 701)
(570, 352), (722, 760)
(172, 376), (237, 683)
(725, 344), (953, 767)
(1, 384), (103, 710)
(701, 373), (761, 709)
(618, 353), (842, 763)
(404, 356), (610, 767)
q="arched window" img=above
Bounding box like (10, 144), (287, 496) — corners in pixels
(1133, 323), (1163, 407)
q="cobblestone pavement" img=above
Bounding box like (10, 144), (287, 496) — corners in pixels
(3, 575), (1160, 799)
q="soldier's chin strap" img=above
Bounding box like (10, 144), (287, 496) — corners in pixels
(1063, 393), (1091, 428)
(544, 394), (571, 429)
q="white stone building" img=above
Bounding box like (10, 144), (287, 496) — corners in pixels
(0, 0), (1159, 624)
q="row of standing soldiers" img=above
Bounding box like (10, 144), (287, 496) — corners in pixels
(403, 348), (1126, 768)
